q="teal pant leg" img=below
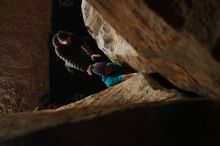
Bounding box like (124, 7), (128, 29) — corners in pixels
(102, 75), (124, 87)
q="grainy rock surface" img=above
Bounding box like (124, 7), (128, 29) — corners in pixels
(82, 0), (220, 99)
(1, 99), (220, 146)
(0, 73), (195, 144)
(0, 0), (50, 113)
(143, 0), (220, 51)
(57, 73), (188, 111)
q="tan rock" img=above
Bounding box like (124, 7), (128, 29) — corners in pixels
(57, 73), (187, 111)
(82, 0), (220, 99)
(0, 73), (190, 143)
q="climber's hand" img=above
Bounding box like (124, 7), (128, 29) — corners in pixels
(91, 54), (101, 61)
(87, 65), (93, 75)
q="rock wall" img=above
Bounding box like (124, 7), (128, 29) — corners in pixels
(0, 0), (50, 113)
(1, 99), (220, 146)
(82, 0), (220, 99)
(143, 0), (220, 51)
(0, 73), (196, 144)
(57, 73), (189, 111)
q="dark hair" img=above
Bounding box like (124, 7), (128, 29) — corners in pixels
(57, 30), (69, 41)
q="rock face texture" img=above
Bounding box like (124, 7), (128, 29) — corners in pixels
(3, 100), (220, 146)
(144, 0), (220, 51)
(57, 73), (190, 111)
(0, 0), (50, 113)
(82, 0), (220, 99)
(0, 73), (199, 145)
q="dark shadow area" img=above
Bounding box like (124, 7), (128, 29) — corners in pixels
(149, 72), (201, 97)
(4, 100), (220, 146)
(211, 37), (220, 63)
(39, 0), (111, 109)
(144, 0), (184, 29)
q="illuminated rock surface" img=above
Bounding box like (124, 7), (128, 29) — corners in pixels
(82, 0), (220, 99)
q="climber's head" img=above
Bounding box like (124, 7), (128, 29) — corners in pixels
(57, 30), (72, 45)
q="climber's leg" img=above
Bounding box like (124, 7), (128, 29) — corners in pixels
(102, 75), (124, 87)
(102, 73), (137, 87)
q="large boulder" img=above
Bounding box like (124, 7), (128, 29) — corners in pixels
(0, 73), (200, 145)
(82, 0), (220, 99)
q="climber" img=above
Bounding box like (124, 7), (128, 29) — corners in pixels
(52, 30), (103, 75)
(89, 62), (137, 87)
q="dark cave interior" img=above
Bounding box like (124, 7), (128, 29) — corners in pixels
(45, 0), (110, 108)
